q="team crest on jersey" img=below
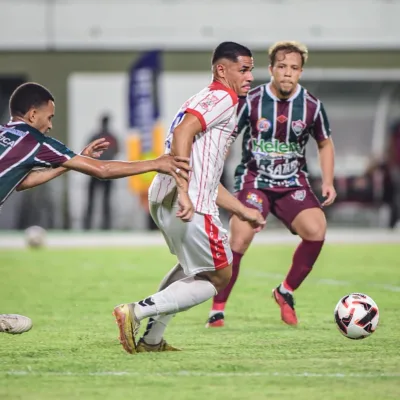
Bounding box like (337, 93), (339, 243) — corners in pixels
(256, 118), (271, 132)
(246, 192), (263, 212)
(291, 190), (306, 201)
(200, 95), (219, 112)
(292, 120), (307, 136)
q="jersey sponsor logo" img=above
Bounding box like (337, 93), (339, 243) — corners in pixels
(200, 95), (219, 112)
(251, 139), (301, 161)
(277, 115), (288, 124)
(245, 192), (263, 212)
(256, 118), (271, 132)
(262, 160), (299, 179)
(0, 134), (16, 147)
(292, 120), (307, 136)
(291, 189), (306, 201)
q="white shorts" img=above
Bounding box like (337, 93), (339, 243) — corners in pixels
(149, 201), (233, 276)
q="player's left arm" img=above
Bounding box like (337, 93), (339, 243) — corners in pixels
(313, 102), (336, 207)
(16, 138), (110, 191)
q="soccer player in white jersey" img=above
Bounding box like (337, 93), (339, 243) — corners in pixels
(113, 42), (266, 353)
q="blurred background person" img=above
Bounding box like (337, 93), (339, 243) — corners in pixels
(83, 114), (120, 230)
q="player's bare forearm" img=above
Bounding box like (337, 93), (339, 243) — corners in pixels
(16, 167), (68, 191)
(171, 133), (192, 193)
(216, 183), (246, 217)
(62, 156), (162, 179)
(317, 138), (335, 185)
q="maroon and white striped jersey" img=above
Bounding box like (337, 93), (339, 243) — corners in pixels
(0, 121), (76, 208)
(149, 81), (239, 216)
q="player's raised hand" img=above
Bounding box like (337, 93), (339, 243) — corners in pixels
(155, 155), (191, 180)
(239, 207), (266, 232)
(81, 138), (110, 158)
(321, 183), (337, 207)
(176, 192), (194, 222)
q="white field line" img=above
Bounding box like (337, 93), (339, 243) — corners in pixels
(3, 370), (400, 378)
(244, 270), (400, 292)
(0, 229), (400, 248)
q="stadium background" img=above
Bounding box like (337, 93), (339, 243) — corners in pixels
(1, 2), (400, 400)
(0, 0), (400, 234)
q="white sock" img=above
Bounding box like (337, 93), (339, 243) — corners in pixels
(142, 315), (174, 345)
(209, 310), (224, 318)
(279, 282), (293, 295)
(133, 276), (217, 321)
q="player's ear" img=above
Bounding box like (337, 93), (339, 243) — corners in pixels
(25, 108), (36, 123)
(215, 63), (226, 79)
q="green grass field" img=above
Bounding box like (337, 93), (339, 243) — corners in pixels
(1, 244), (399, 400)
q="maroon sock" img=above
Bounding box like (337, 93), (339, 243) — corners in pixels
(212, 250), (243, 310)
(285, 239), (324, 291)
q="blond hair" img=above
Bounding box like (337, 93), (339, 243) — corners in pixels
(268, 41), (308, 67)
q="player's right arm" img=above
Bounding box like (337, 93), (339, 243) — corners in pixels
(216, 184), (266, 231)
(62, 154), (191, 181)
(170, 113), (203, 222)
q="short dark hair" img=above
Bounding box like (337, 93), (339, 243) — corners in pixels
(212, 41), (252, 65)
(9, 82), (55, 117)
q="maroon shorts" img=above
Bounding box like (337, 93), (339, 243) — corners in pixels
(235, 187), (321, 234)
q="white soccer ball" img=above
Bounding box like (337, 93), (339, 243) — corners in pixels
(24, 225), (47, 248)
(334, 293), (379, 340)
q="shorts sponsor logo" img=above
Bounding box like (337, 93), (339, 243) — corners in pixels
(246, 192), (263, 212)
(292, 190), (306, 201)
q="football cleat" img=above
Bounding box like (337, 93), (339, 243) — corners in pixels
(205, 312), (225, 328)
(0, 314), (33, 334)
(272, 287), (298, 326)
(136, 337), (181, 352)
(113, 303), (141, 354)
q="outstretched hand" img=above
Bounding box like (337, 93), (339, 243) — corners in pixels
(238, 207), (266, 232)
(81, 138), (110, 159)
(155, 154), (192, 181)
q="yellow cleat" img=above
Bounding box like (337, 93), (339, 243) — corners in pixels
(137, 337), (181, 352)
(112, 303), (141, 354)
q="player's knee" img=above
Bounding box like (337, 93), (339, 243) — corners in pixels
(300, 220), (326, 240)
(230, 225), (255, 253)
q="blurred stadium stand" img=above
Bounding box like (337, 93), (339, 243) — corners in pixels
(0, 0), (399, 230)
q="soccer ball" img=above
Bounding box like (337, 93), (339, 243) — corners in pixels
(334, 293), (379, 340)
(24, 225), (47, 248)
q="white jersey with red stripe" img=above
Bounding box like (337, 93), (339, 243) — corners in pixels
(149, 80), (239, 216)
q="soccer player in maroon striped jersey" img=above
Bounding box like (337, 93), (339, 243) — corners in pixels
(0, 82), (191, 335)
(206, 41), (336, 327)
(0, 82), (191, 211)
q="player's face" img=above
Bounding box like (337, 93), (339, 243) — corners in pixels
(28, 101), (55, 134)
(269, 51), (303, 98)
(225, 56), (254, 96)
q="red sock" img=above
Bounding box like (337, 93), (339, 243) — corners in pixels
(285, 239), (324, 290)
(212, 250), (243, 311)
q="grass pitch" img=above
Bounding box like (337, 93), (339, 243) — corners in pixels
(1, 244), (399, 399)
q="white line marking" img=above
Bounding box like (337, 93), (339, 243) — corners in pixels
(0, 229), (399, 248)
(244, 271), (400, 292)
(3, 371), (400, 378)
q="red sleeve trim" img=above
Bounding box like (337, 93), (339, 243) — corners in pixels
(186, 108), (207, 131)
